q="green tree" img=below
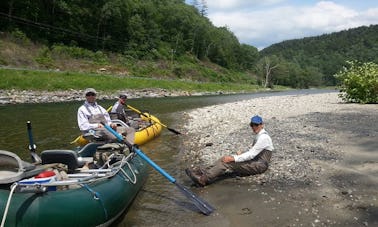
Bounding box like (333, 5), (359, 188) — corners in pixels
(334, 61), (378, 103)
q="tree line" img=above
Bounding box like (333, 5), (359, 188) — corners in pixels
(1, 0), (377, 88)
(0, 0), (258, 72)
(259, 25), (378, 87)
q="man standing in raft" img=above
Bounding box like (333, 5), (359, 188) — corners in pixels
(185, 115), (274, 187)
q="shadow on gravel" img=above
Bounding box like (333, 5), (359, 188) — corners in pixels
(303, 107), (378, 226)
(297, 108), (377, 158)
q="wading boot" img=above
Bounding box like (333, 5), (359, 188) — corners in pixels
(185, 168), (209, 187)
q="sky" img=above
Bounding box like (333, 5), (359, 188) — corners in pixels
(186, 0), (378, 50)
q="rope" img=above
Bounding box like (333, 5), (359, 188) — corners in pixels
(1, 183), (18, 227)
(81, 184), (108, 220)
(120, 161), (137, 184)
(99, 153), (115, 169)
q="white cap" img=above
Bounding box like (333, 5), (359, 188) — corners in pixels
(84, 88), (97, 96)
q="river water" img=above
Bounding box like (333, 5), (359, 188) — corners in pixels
(0, 89), (335, 226)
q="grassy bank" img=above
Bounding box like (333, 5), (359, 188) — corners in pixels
(1, 68), (287, 93)
(0, 33), (286, 94)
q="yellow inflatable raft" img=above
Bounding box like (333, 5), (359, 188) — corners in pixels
(72, 113), (162, 146)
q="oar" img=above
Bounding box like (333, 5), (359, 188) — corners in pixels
(26, 121), (42, 164)
(102, 123), (214, 215)
(126, 104), (181, 135)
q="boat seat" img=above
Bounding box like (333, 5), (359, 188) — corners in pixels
(77, 142), (104, 157)
(41, 150), (86, 173)
(0, 150), (47, 184)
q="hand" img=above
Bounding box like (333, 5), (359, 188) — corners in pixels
(110, 123), (117, 129)
(222, 155), (235, 163)
(236, 151), (242, 155)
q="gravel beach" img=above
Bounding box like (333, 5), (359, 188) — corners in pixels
(180, 92), (378, 226)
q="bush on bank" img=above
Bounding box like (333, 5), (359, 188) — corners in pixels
(335, 61), (378, 104)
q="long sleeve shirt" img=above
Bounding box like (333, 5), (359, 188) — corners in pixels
(77, 101), (112, 132)
(111, 101), (126, 116)
(233, 128), (274, 162)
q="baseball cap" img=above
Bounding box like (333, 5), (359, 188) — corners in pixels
(250, 115), (263, 124)
(119, 94), (128, 99)
(84, 88), (97, 96)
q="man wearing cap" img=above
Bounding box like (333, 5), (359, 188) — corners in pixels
(77, 88), (117, 140)
(185, 115), (274, 187)
(110, 94), (128, 123)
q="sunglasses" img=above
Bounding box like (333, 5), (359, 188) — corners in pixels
(250, 123), (259, 127)
(86, 92), (96, 97)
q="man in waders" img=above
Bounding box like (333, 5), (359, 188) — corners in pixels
(77, 88), (135, 143)
(110, 94), (128, 123)
(185, 115), (274, 187)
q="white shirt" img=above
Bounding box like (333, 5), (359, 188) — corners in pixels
(233, 128), (274, 162)
(111, 101), (126, 116)
(77, 101), (112, 131)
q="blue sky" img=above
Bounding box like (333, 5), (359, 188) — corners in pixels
(186, 0), (378, 50)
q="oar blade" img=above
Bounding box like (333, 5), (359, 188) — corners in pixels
(102, 123), (214, 215)
(127, 104), (182, 135)
(175, 182), (215, 215)
(167, 127), (181, 135)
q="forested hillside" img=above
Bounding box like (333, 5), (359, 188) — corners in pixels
(0, 0), (377, 89)
(259, 25), (378, 87)
(0, 0), (258, 72)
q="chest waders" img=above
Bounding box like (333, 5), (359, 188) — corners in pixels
(84, 105), (115, 140)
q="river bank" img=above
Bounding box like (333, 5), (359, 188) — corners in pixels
(0, 88), (236, 105)
(180, 92), (378, 226)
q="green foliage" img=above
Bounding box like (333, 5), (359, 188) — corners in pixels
(9, 29), (31, 45)
(334, 61), (378, 103)
(35, 47), (54, 68)
(0, 68), (261, 93)
(260, 25), (378, 87)
(0, 0), (258, 72)
(51, 45), (108, 64)
(2, 1), (376, 89)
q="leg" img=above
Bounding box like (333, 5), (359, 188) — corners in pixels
(186, 158), (230, 187)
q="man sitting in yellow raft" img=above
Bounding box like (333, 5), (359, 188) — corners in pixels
(77, 88), (135, 144)
(109, 93), (128, 123)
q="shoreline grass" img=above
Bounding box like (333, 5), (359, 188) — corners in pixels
(0, 68), (289, 93)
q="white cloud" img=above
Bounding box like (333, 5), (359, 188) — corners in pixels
(206, 0), (285, 10)
(205, 1), (378, 49)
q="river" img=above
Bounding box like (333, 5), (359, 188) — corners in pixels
(0, 89), (335, 226)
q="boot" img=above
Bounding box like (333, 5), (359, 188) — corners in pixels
(190, 166), (206, 176)
(198, 174), (209, 187)
(185, 168), (209, 187)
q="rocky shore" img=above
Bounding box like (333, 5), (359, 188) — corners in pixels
(180, 92), (377, 226)
(0, 88), (229, 105)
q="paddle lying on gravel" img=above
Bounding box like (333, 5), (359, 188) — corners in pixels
(102, 123), (214, 215)
(126, 104), (181, 135)
(26, 121), (42, 164)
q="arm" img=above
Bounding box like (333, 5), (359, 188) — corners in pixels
(232, 134), (271, 162)
(77, 107), (99, 131)
(110, 102), (118, 113)
(99, 105), (117, 128)
(99, 106), (112, 125)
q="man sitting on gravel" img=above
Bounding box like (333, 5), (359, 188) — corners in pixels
(185, 115), (274, 187)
